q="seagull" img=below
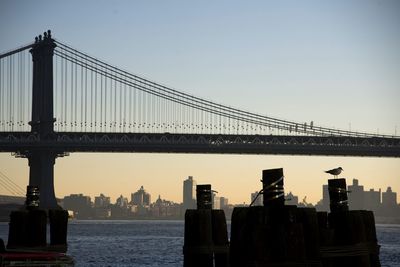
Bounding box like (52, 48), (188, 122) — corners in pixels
(325, 167), (343, 178)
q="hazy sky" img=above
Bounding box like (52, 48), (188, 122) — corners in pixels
(0, 0), (399, 204)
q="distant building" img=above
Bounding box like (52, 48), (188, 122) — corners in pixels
(183, 176), (196, 210)
(111, 195), (130, 219)
(285, 192), (299, 206)
(131, 186), (151, 206)
(348, 179), (364, 210)
(151, 195), (181, 218)
(220, 197), (229, 209)
(251, 191), (263, 206)
(212, 192), (220, 209)
(115, 195), (128, 208)
(322, 184), (329, 211)
(63, 194), (93, 219)
(382, 187), (397, 207)
(364, 188), (381, 211)
(94, 193), (111, 208)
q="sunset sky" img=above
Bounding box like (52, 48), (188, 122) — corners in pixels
(0, 0), (399, 204)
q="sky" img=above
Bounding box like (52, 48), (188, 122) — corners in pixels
(0, 0), (399, 205)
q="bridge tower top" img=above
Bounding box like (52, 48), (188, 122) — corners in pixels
(29, 30), (56, 138)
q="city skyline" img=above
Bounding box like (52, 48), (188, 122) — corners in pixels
(0, 1), (399, 205)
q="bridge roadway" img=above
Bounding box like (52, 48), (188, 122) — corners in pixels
(1, 132), (399, 157)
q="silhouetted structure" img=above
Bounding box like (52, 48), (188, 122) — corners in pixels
(1, 31), (400, 210)
(348, 179), (364, 210)
(183, 176), (196, 211)
(285, 191), (299, 205)
(63, 194), (93, 219)
(250, 191), (263, 206)
(382, 186), (397, 207)
(131, 186), (151, 206)
(184, 184), (229, 267)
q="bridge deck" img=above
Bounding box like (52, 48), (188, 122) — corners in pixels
(1, 132), (399, 157)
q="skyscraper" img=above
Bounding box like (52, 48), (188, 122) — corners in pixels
(348, 179), (364, 210)
(364, 188), (381, 211)
(131, 186), (151, 206)
(183, 176), (196, 210)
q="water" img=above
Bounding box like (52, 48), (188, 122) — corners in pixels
(0, 221), (399, 266)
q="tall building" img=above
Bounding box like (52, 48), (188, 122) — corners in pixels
(364, 188), (381, 211)
(321, 184), (330, 211)
(115, 195), (128, 208)
(183, 176), (196, 210)
(251, 191), (263, 206)
(348, 179), (364, 210)
(212, 192), (220, 209)
(382, 187), (397, 207)
(94, 193), (111, 208)
(131, 186), (151, 206)
(220, 197), (229, 209)
(63, 194), (93, 219)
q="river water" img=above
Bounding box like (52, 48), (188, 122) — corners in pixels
(0, 221), (399, 266)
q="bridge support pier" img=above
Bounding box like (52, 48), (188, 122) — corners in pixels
(28, 151), (58, 209)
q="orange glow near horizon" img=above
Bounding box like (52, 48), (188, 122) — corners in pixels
(0, 153), (398, 205)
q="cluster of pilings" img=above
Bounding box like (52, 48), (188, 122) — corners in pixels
(7, 186), (69, 252)
(183, 169), (381, 267)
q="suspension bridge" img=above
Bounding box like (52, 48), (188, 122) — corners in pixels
(0, 31), (399, 208)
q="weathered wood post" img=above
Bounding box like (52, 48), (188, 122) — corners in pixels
(322, 178), (380, 267)
(7, 185), (69, 252)
(230, 168), (322, 267)
(184, 184), (229, 267)
(49, 209), (69, 250)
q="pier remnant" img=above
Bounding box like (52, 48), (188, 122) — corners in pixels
(320, 178), (381, 267)
(183, 184), (229, 267)
(7, 186), (69, 252)
(230, 168), (322, 267)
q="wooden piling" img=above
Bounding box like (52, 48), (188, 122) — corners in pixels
(328, 179), (348, 213)
(7, 210), (29, 248)
(183, 209), (213, 267)
(212, 210), (229, 267)
(262, 168), (284, 208)
(49, 209), (69, 247)
(27, 209), (47, 247)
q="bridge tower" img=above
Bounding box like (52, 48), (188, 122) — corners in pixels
(27, 30), (58, 209)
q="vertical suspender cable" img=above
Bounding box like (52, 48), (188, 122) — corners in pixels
(114, 75), (117, 132)
(10, 56), (13, 131)
(90, 64), (93, 131)
(94, 64), (97, 131)
(100, 65), (103, 131)
(80, 57), (83, 131)
(74, 55), (78, 130)
(84, 56), (87, 131)
(119, 75), (122, 131)
(104, 66), (108, 131)
(70, 56), (74, 130)
(64, 57), (67, 130)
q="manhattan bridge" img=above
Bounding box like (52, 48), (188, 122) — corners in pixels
(0, 31), (399, 208)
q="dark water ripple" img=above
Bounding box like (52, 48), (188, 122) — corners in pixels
(0, 221), (399, 266)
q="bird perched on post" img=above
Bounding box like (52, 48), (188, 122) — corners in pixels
(325, 167), (343, 178)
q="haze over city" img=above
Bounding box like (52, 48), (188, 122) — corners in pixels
(0, 0), (399, 204)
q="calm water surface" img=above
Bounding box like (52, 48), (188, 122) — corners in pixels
(0, 221), (399, 267)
